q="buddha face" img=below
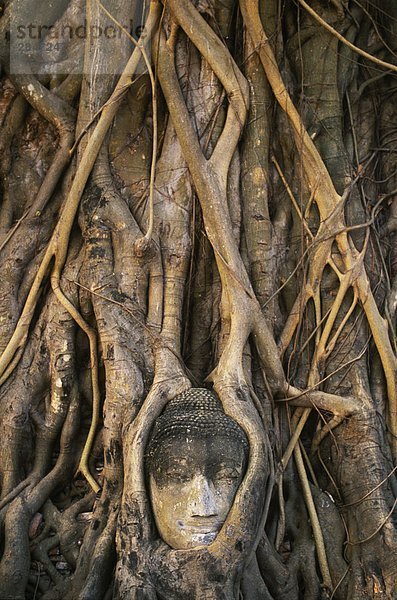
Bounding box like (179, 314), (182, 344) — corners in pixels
(148, 436), (247, 550)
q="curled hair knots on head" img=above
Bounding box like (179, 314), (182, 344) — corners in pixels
(145, 388), (249, 469)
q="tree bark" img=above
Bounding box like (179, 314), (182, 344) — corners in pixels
(0, 1), (396, 598)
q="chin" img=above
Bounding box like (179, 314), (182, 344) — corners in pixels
(189, 530), (218, 547)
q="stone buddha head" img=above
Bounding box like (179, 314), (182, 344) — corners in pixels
(146, 388), (249, 550)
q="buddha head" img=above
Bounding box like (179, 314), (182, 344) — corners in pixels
(145, 388), (249, 550)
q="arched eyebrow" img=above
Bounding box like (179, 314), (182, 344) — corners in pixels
(164, 459), (190, 471)
(207, 458), (242, 467)
(206, 459), (244, 473)
(151, 456), (192, 476)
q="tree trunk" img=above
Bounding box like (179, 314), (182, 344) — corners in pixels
(0, 1), (396, 598)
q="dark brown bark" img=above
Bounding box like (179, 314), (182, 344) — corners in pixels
(0, 1), (396, 598)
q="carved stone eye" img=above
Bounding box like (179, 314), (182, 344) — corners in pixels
(166, 470), (191, 484)
(213, 468), (240, 483)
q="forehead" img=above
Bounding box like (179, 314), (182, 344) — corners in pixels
(153, 436), (246, 468)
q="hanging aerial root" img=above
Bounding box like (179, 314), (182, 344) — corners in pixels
(4, 73), (76, 221)
(240, 0), (397, 459)
(0, 3), (162, 491)
(94, 0), (159, 247)
(51, 274), (100, 493)
(157, 7), (286, 395)
(297, 0), (397, 74)
(294, 442), (332, 589)
(0, 0), (161, 382)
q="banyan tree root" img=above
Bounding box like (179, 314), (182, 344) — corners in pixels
(240, 0), (397, 457)
(0, 1), (397, 598)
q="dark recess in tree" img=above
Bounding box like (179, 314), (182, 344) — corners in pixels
(0, 0), (396, 598)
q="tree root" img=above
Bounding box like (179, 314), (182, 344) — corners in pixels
(240, 0), (397, 459)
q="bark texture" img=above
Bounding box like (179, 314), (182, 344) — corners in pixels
(0, 0), (396, 598)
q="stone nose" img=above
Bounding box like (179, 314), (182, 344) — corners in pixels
(188, 473), (218, 518)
